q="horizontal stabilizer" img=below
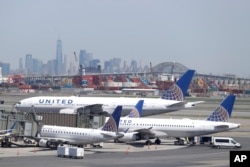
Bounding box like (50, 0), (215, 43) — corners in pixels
(100, 132), (118, 138)
(168, 101), (187, 108)
(184, 101), (205, 108)
(214, 125), (229, 130)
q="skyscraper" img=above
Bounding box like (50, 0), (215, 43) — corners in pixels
(79, 50), (92, 67)
(25, 54), (33, 74)
(19, 57), (23, 70)
(56, 39), (63, 75)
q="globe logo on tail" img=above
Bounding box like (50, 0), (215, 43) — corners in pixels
(207, 106), (230, 122)
(102, 117), (117, 132)
(161, 84), (184, 101)
(128, 108), (140, 118)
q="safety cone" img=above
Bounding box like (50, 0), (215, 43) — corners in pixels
(125, 148), (129, 154)
(148, 144), (150, 149)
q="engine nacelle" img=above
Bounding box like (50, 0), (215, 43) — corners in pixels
(38, 139), (50, 147)
(118, 133), (141, 142)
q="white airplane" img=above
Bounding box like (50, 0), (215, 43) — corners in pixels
(117, 94), (240, 145)
(37, 105), (123, 148)
(15, 70), (203, 117)
(0, 121), (17, 138)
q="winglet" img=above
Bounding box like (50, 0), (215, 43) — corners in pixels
(161, 70), (195, 101)
(127, 100), (144, 118)
(102, 105), (122, 132)
(206, 94), (236, 122)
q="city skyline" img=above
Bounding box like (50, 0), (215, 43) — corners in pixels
(1, 0), (250, 77)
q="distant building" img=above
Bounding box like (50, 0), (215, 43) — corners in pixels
(19, 57), (23, 70)
(0, 62), (10, 76)
(25, 54), (33, 75)
(79, 50), (92, 67)
(46, 60), (56, 75)
(32, 58), (43, 74)
(55, 39), (64, 75)
(91, 59), (101, 68)
(104, 61), (112, 73)
(131, 60), (137, 72)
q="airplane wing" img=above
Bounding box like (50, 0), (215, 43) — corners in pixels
(0, 133), (11, 137)
(100, 131), (118, 138)
(0, 130), (9, 133)
(59, 104), (107, 115)
(0, 130), (17, 137)
(38, 137), (68, 144)
(133, 128), (168, 139)
(168, 101), (205, 109)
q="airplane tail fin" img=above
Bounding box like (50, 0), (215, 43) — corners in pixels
(206, 94), (236, 122)
(127, 100), (144, 118)
(161, 70), (195, 101)
(7, 121), (17, 133)
(101, 105), (122, 132)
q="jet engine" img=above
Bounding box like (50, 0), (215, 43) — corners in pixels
(38, 139), (51, 147)
(118, 132), (141, 142)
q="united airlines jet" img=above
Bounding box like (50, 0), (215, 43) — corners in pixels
(37, 105), (123, 148)
(117, 94), (240, 145)
(0, 121), (17, 138)
(15, 70), (203, 116)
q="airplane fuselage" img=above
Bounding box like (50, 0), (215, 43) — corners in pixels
(40, 125), (116, 145)
(15, 96), (185, 116)
(118, 117), (240, 138)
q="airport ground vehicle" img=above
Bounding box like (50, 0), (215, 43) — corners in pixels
(1, 137), (11, 147)
(199, 136), (213, 145)
(212, 137), (241, 149)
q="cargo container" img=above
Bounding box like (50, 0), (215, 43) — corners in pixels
(57, 145), (69, 157)
(69, 147), (84, 159)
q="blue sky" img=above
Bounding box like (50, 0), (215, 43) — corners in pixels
(1, 0), (250, 77)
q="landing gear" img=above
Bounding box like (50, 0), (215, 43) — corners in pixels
(155, 138), (161, 145)
(145, 140), (152, 145)
(174, 139), (185, 145)
(113, 138), (120, 143)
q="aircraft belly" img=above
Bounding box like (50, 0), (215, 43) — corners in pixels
(166, 130), (191, 137)
(17, 106), (65, 113)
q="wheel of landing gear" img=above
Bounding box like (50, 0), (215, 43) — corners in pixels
(155, 139), (161, 145)
(114, 139), (119, 143)
(145, 140), (152, 145)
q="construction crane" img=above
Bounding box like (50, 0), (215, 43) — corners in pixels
(74, 51), (78, 62)
(74, 51), (84, 76)
(149, 62), (156, 84)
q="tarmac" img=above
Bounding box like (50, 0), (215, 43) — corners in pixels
(0, 137), (249, 167)
(0, 92), (250, 167)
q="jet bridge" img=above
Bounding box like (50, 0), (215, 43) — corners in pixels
(1, 104), (106, 147)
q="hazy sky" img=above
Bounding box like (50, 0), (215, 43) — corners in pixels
(1, 0), (250, 77)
